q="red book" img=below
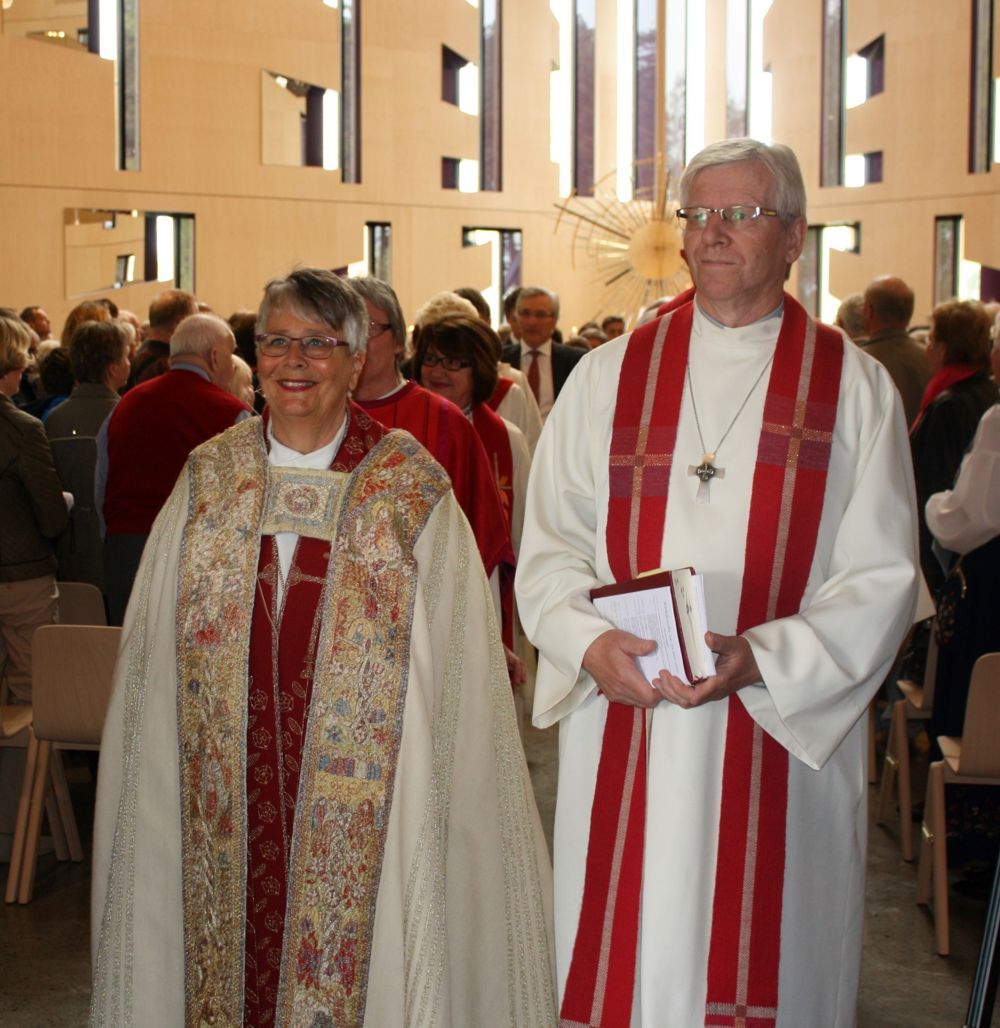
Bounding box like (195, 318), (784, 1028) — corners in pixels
(591, 567), (715, 683)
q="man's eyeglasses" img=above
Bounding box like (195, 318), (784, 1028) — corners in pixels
(368, 320), (392, 339)
(676, 205), (781, 230)
(422, 352), (471, 371)
(255, 333), (350, 359)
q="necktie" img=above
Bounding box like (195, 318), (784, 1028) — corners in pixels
(527, 349), (540, 402)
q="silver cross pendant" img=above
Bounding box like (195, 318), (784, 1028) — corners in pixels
(687, 453), (725, 504)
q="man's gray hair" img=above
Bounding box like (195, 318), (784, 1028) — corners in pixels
(679, 138), (807, 221)
(347, 276), (407, 349)
(170, 313), (235, 359)
(258, 268), (368, 356)
(517, 285), (560, 321)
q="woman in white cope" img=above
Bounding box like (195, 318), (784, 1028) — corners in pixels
(515, 139), (920, 1028)
(91, 268), (555, 1027)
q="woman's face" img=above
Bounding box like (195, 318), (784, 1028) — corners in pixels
(257, 307), (363, 446)
(0, 363), (24, 398)
(419, 348), (474, 411)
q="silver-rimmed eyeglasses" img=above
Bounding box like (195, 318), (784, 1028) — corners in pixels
(255, 333), (350, 359)
(422, 352), (471, 371)
(676, 205), (781, 230)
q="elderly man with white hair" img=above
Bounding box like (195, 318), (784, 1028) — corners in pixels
(97, 312), (251, 623)
(516, 138), (920, 1027)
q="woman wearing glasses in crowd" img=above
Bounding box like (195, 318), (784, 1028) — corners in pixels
(414, 313), (532, 561)
(91, 268), (555, 1027)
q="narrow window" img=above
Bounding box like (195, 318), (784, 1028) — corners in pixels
(341, 0), (361, 183)
(480, 0), (502, 191)
(442, 46), (468, 106)
(367, 222), (392, 282)
(574, 0), (596, 196)
(634, 0), (657, 194)
(934, 215), (983, 301)
(844, 150), (883, 186)
(442, 157), (460, 190)
(119, 0), (140, 170)
(970, 0), (994, 172)
(798, 223), (859, 322)
(462, 228), (523, 326)
(820, 0), (843, 186)
(725, 0), (749, 137)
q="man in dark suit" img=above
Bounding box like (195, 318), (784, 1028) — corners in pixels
(500, 285), (585, 420)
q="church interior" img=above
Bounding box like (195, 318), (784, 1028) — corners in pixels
(2, 0), (999, 1023)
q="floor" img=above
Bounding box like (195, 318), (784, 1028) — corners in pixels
(0, 726), (991, 1026)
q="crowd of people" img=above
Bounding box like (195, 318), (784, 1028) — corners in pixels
(0, 135), (998, 1025)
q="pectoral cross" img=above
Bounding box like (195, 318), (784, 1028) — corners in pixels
(687, 452), (725, 504)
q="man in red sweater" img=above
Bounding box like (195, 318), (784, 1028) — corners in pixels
(99, 313), (250, 623)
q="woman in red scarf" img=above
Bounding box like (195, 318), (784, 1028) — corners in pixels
(910, 299), (998, 591)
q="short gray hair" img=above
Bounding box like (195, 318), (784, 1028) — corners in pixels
(679, 138), (807, 221)
(170, 313), (235, 359)
(347, 276), (406, 350)
(258, 268), (368, 356)
(517, 285), (560, 321)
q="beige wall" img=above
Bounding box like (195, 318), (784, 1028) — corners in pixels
(766, 0), (1000, 318)
(3, 0), (998, 338)
(1, 0), (609, 336)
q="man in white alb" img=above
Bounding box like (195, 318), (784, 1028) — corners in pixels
(516, 139), (920, 1028)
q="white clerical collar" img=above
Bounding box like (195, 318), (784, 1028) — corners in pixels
(693, 298), (784, 346)
(694, 298), (781, 328)
(520, 338), (553, 358)
(267, 416), (347, 469)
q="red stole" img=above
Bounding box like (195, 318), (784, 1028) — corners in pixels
(487, 374), (515, 412)
(559, 294), (844, 1028)
(243, 405), (388, 1027)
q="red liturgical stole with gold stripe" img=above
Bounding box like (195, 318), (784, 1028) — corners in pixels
(559, 292), (844, 1028)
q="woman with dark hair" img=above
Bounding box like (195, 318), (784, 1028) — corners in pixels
(910, 299), (998, 592)
(413, 314), (532, 558)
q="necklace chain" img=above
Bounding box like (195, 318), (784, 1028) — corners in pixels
(686, 355), (774, 462)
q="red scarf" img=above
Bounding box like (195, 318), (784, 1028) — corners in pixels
(910, 363), (982, 433)
(559, 293), (844, 1028)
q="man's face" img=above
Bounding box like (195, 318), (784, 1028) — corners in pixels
(516, 294), (556, 348)
(28, 309), (51, 338)
(680, 161), (805, 327)
(602, 318), (625, 339)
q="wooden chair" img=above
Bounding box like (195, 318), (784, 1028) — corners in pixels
(56, 580), (107, 626)
(916, 652), (1000, 955)
(15, 624), (120, 904)
(1, 704), (36, 903)
(877, 620), (938, 860)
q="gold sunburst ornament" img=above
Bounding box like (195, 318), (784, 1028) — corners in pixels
(554, 153), (691, 326)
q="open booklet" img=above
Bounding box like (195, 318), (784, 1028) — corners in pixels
(590, 567), (716, 686)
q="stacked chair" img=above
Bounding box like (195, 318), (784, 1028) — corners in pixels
(877, 619), (937, 860)
(916, 652), (1000, 956)
(3, 581), (119, 904)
